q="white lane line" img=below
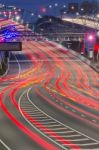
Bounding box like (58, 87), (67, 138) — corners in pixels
(30, 112), (43, 115)
(9, 60), (34, 63)
(45, 128), (67, 131)
(46, 131), (74, 134)
(9, 60), (81, 62)
(22, 109), (35, 113)
(30, 114), (45, 117)
(21, 105), (35, 107)
(26, 109), (41, 112)
(22, 107), (38, 110)
(27, 87), (99, 144)
(62, 142), (99, 146)
(37, 118), (52, 122)
(31, 116), (48, 119)
(45, 124), (61, 127)
(56, 138), (89, 142)
(41, 122), (56, 125)
(18, 87), (99, 150)
(0, 139), (11, 150)
(50, 134), (82, 138)
(63, 131), (74, 133)
(22, 109), (37, 112)
(18, 89), (68, 150)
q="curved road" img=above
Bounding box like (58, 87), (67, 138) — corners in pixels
(0, 19), (99, 150)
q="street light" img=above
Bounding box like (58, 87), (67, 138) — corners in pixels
(14, 11), (18, 15)
(88, 35), (94, 41)
(86, 34), (96, 59)
(15, 15), (20, 22)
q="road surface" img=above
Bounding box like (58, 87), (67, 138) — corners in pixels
(0, 19), (99, 150)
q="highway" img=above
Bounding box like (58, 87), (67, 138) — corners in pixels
(0, 19), (99, 150)
(62, 18), (99, 30)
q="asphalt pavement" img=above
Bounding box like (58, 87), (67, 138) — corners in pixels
(0, 20), (99, 150)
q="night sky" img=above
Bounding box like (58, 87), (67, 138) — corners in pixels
(0, 0), (92, 21)
(0, 0), (86, 11)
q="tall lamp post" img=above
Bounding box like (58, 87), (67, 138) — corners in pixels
(87, 34), (96, 60)
(83, 33), (96, 60)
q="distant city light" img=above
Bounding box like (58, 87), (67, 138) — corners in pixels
(31, 13), (34, 16)
(55, 3), (58, 7)
(88, 35), (94, 41)
(9, 11), (12, 14)
(49, 18), (52, 22)
(49, 5), (52, 8)
(71, 6), (75, 10)
(26, 23), (29, 27)
(63, 5), (66, 8)
(18, 8), (21, 12)
(3, 11), (6, 15)
(76, 12), (79, 16)
(38, 14), (42, 18)
(21, 19), (24, 24)
(97, 14), (99, 18)
(40, 7), (46, 13)
(81, 8), (84, 11)
(14, 11), (18, 15)
(13, 7), (16, 10)
(15, 15), (20, 21)
(63, 11), (67, 14)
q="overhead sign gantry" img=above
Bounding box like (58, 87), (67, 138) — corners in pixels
(0, 42), (22, 51)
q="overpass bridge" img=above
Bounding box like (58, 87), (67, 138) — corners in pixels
(41, 32), (85, 42)
(62, 17), (99, 30)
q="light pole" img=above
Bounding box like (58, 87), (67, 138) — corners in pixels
(87, 34), (96, 59)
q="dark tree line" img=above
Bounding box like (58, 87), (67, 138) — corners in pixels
(80, 0), (98, 14)
(60, 0), (98, 15)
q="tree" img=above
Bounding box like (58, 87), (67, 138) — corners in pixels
(80, 0), (98, 14)
(90, 0), (98, 14)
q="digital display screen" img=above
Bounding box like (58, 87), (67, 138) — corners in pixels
(0, 42), (22, 51)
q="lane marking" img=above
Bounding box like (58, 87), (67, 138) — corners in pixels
(9, 60), (81, 62)
(45, 128), (67, 131)
(37, 118), (52, 122)
(56, 138), (89, 142)
(62, 142), (99, 146)
(18, 89), (68, 150)
(0, 139), (11, 150)
(26, 87), (99, 143)
(45, 124), (61, 127)
(50, 134), (81, 138)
